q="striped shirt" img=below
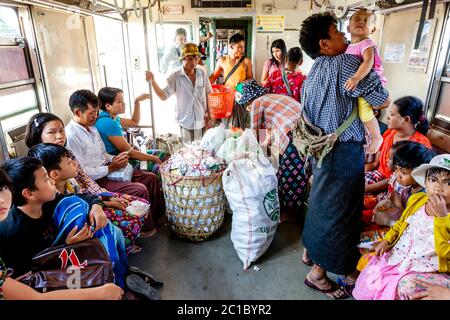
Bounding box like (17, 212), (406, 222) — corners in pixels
(250, 94), (302, 155)
(302, 54), (389, 142)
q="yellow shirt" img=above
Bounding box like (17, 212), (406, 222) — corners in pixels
(223, 55), (247, 87)
(383, 192), (450, 273)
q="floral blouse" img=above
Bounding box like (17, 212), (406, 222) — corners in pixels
(387, 206), (439, 273)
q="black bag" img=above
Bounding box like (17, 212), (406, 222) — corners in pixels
(19, 238), (114, 292)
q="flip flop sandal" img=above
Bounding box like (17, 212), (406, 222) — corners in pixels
(126, 274), (161, 300)
(128, 265), (164, 288)
(127, 245), (143, 255)
(304, 278), (339, 293)
(337, 276), (356, 289)
(139, 228), (157, 238)
(301, 257), (314, 267)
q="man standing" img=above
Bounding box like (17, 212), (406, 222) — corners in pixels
(209, 33), (253, 129)
(298, 13), (390, 299)
(147, 43), (212, 143)
(160, 27), (187, 75)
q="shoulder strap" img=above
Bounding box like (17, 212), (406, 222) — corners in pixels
(280, 68), (293, 97)
(223, 55), (245, 85)
(335, 106), (358, 137)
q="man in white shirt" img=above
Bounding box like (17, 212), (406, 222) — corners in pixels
(65, 89), (149, 199)
(146, 43), (212, 142)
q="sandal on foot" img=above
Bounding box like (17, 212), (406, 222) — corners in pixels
(127, 245), (143, 255)
(301, 257), (313, 266)
(337, 276), (356, 289)
(128, 265), (164, 288)
(139, 228), (157, 238)
(126, 274), (161, 300)
(304, 277), (339, 293)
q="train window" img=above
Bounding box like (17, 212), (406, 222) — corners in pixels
(434, 82), (450, 124)
(155, 22), (194, 75)
(0, 84), (38, 132)
(0, 7), (21, 45)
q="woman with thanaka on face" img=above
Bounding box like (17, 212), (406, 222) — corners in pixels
(260, 39), (287, 86)
(344, 9), (388, 155)
(0, 168), (123, 300)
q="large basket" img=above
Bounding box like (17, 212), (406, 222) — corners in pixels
(207, 85), (236, 119)
(161, 164), (226, 242)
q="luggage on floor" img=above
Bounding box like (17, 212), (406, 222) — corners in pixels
(223, 153), (279, 269)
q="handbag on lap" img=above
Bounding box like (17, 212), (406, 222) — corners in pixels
(19, 238), (114, 292)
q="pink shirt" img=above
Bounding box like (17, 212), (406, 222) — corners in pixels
(345, 38), (387, 85)
(263, 59), (282, 79)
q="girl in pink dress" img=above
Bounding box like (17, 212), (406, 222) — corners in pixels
(345, 9), (388, 155)
(353, 154), (450, 300)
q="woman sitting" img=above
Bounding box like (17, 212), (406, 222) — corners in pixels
(365, 96), (432, 196)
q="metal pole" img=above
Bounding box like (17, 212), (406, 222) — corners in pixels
(142, 8), (156, 148)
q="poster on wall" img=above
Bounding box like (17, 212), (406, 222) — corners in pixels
(383, 43), (406, 64)
(256, 15), (285, 33)
(407, 19), (437, 73)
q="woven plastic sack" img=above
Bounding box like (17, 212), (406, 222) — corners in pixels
(223, 154), (279, 269)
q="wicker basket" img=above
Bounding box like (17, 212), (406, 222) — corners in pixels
(161, 164), (226, 242)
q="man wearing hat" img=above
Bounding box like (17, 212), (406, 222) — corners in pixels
(147, 43), (212, 142)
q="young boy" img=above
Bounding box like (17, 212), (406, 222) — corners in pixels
(0, 157), (107, 278)
(27, 144), (133, 287)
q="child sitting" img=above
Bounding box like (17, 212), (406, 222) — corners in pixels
(344, 9), (388, 155)
(372, 141), (435, 227)
(0, 168), (124, 300)
(263, 47), (307, 103)
(0, 157), (129, 287)
(25, 112), (149, 252)
(353, 154), (450, 300)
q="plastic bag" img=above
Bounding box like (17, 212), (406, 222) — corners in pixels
(126, 200), (150, 218)
(107, 163), (133, 182)
(200, 123), (227, 154)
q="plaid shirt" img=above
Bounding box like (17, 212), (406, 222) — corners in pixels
(68, 150), (106, 195)
(250, 94), (302, 155)
(302, 54), (389, 142)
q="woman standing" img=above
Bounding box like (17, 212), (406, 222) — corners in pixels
(260, 39), (287, 86)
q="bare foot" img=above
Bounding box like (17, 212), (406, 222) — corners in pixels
(367, 134), (383, 154)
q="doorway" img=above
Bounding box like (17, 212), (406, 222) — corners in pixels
(200, 16), (254, 78)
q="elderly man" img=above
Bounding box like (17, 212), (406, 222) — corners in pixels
(147, 43), (212, 142)
(298, 12), (390, 299)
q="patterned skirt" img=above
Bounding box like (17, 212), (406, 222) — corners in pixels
(104, 193), (147, 255)
(276, 133), (310, 210)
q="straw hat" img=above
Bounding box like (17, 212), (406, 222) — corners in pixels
(179, 43), (203, 60)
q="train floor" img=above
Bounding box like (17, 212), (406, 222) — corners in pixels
(128, 213), (345, 300)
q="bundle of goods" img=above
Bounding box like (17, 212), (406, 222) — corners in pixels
(160, 147), (227, 241)
(148, 133), (183, 156)
(223, 152), (280, 270)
